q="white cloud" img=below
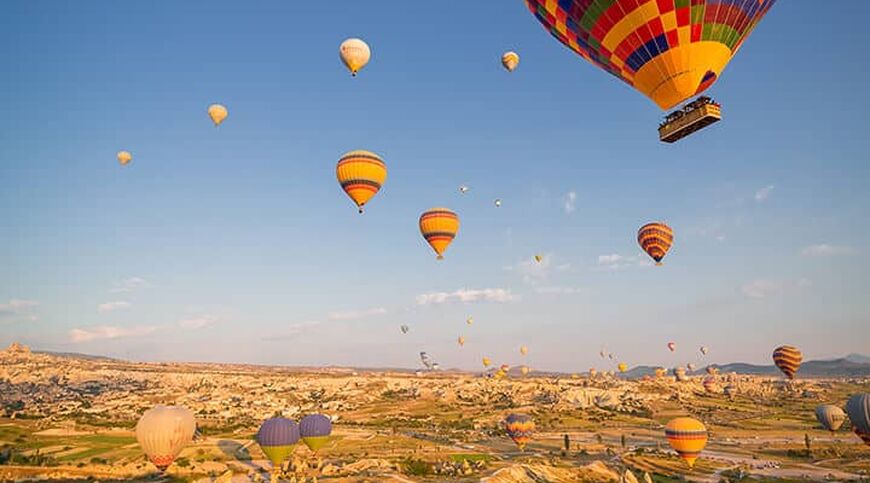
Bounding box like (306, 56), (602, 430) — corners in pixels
(98, 301), (131, 314)
(178, 315), (218, 329)
(0, 299), (38, 321)
(534, 286), (582, 295)
(801, 244), (855, 257)
(741, 278), (812, 299)
(563, 191), (577, 214)
(754, 185), (774, 202)
(416, 288), (518, 306)
(69, 325), (157, 343)
(110, 276), (148, 293)
(596, 254), (652, 271)
(327, 307), (387, 321)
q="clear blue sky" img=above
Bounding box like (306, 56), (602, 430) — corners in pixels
(1, 1), (867, 372)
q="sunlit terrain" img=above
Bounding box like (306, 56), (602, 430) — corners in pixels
(1, 344), (868, 482)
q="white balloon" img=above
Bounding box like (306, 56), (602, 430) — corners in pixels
(136, 405), (196, 470)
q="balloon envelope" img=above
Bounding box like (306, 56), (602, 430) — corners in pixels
(815, 404), (846, 432)
(501, 51), (520, 72)
(136, 405), (196, 471)
(336, 150), (387, 213)
(299, 414), (332, 452)
(639, 223), (674, 265)
(419, 208), (459, 259)
(772, 345), (802, 379)
(256, 417), (300, 467)
(207, 104), (228, 126)
(846, 394), (870, 446)
(504, 414), (535, 450)
(117, 151), (132, 166)
(523, 0), (777, 109)
(665, 417), (707, 468)
(339, 38), (371, 76)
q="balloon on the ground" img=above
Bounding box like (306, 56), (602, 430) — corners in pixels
(665, 417), (708, 468)
(117, 151), (132, 166)
(772, 345), (802, 379)
(419, 207), (459, 259)
(336, 150), (387, 214)
(815, 404), (846, 433)
(639, 223), (674, 265)
(501, 51), (520, 72)
(299, 414), (332, 453)
(339, 38), (370, 76)
(522, 0), (777, 110)
(207, 104), (228, 126)
(504, 413), (535, 450)
(256, 417), (300, 467)
(136, 405), (196, 471)
(846, 394), (870, 446)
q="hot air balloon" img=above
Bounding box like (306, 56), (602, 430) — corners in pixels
(618, 363), (628, 373)
(504, 414), (535, 451)
(520, 366), (530, 376)
(466, 316), (473, 325)
(687, 363), (696, 372)
(815, 405), (846, 433)
(700, 346), (709, 356)
(599, 349), (607, 359)
(772, 345), (802, 379)
(723, 384), (736, 399)
(589, 368), (597, 378)
(665, 417), (708, 468)
(534, 255), (543, 263)
(706, 366), (719, 376)
(457, 336), (466, 347)
(420, 352), (435, 370)
(482, 357), (491, 367)
(336, 150), (387, 214)
(655, 368), (667, 378)
(523, 0), (777, 141)
(667, 342), (676, 352)
(256, 417), (300, 467)
(520, 346), (529, 356)
(400, 325), (409, 334)
(702, 376), (717, 394)
(673, 367), (688, 382)
(339, 38), (370, 76)
(117, 151), (132, 166)
(299, 414), (332, 453)
(207, 104), (228, 126)
(136, 405), (196, 471)
(494, 199), (502, 207)
(459, 185), (470, 194)
(608, 353), (614, 360)
(419, 208), (459, 260)
(846, 394), (870, 447)
(501, 51), (520, 72)
(639, 223), (674, 266)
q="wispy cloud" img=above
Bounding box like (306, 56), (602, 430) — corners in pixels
(328, 307), (387, 321)
(69, 325), (157, 343)
(534, 286), (582, 295)
(178, 315), (218, 329)
(416, 288), (518, 305)
(98, 301), (131, 314)
(596, 254), (652, 271)
(801, 244), (855, 257)
(754, 185), (775, 202)
(0, 299), (38, 321)
(110, 276), (149, 293)
(264, 321), (322, 341)
(563, 191), (577, 214)
(741, 278), (812, 299)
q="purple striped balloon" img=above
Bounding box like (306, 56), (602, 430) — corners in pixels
(299, 414), (332, 438)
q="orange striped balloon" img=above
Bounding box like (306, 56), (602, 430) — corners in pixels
(419, 208), (459, 260)
(336, 150), (387, 213)
(772, 345), (802, 380)
(638, 222), (674, 266)
(665, 417), (708, 468)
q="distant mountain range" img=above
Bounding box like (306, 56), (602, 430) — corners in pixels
(624, 356), (870, 379)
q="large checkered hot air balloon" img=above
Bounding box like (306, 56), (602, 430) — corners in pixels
(523, 0), (776, 110)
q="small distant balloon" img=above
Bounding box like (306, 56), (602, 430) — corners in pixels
(501, 51), (520, 72)
(207, 104), (228, 126)
(400, 325), (409, 334)
(494, 199), (502, 207)
(520, 346), (529, 356)
(457, 336), (466, 346)
(482, 357), (491, 367)
(466, 316), (473, 325)
(687, 363), (696, 372)
(117, 151), (132, 166)
(667, 342), (676, 352)
(459, 185), (470, 194)
(700, 346), (709, 356)
(618, 363), (628, 373)
(534, 255), (543, 263)
(520, 366), (530, 375)
(339, 38), (371, 76)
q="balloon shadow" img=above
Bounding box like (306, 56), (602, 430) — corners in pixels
(217, 439), (259, 472)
